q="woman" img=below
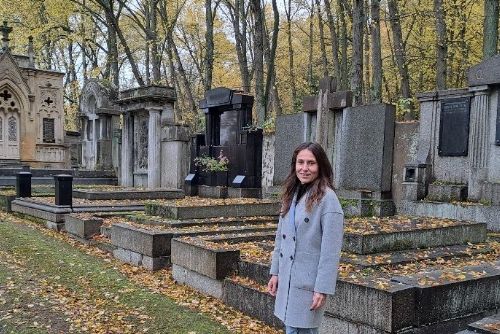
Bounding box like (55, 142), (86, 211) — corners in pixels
(267, 142), (344, 334)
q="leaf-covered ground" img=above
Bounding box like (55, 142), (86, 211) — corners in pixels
(0, 212), (279, 334)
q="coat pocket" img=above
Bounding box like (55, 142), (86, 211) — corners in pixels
(291, 251), (319, 291)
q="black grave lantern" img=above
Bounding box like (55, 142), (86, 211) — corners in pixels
(187, 88), (262, 188)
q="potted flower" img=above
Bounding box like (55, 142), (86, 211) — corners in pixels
(194, 151), (229, 186)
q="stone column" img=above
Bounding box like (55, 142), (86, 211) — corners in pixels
(468, 85), (490, 200)
(121, 113), (133, 186)
(147, 108), (161, 188)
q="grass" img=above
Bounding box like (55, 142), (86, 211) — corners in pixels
(0, 216), (230, 334)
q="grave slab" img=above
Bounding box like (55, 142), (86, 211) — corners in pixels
(113, 248), (169, 271)
(171, 238), (239, 280)
(73, 188), (184, 200)
(325, 279), (415, 333)
(172, 263), (224, 299)
(65, 214), (103, 239)
(467, 314), (500, 334)
(392, 262), (500, 326)
(111, 223), (170, 258)
(343, 222), (487, 254)
(145, 201), (280, 219)
(223, 279), (281, 328)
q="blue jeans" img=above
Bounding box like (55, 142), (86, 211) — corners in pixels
(285, 326), (319, 334)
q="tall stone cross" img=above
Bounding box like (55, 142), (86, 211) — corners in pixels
(1, 21), (12, 52)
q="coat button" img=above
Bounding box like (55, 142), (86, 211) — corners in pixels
(283, 234), (286, 239)
(293, 236), (296, 241)
(280, 253), (283, 257)
(290, 255), (293, 260)
(304, 218), (309, 223)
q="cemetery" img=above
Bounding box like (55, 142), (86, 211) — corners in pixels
(0, 21), (498, 334)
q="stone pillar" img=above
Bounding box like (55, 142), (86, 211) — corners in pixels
(148, 108), (161, 188)
(468, 86), (490, 200)
(54, 174), (73, 206)
(16, 172), (32, 198)
(121, 113), (133, 186)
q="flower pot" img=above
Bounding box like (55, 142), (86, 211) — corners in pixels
(207, 171), (228, 187)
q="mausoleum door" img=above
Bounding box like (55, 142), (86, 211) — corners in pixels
(0, 88), (20, 160)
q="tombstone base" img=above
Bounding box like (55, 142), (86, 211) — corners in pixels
(228, 187), (262, 198)
(45, 221), (65, 231)
(113, 248), (170, 271)
(198, 185), (228, 198)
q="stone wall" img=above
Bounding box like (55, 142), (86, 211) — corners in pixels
(261, 134), (275, 188)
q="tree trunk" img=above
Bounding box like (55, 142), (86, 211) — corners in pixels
(337, 0), (349, 90)
(250, 0), (265, 124)
(387, 0), (413, 117)
(315, 0), (329, 77)
(434, 0), (447, 90)
(226, 0), (251, 92)
(351, 0), (364, 106)
(204, 0), (215, 91)
(263, 0), (280, 120)
(285, 0), (298, 111)
(483, 0), (499, 58)
(308, 0), (315, 92)
(370, 0), (382, 103)
(323, 0), (340, 84)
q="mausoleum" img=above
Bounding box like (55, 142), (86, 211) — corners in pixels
(0, 22), (67, 168)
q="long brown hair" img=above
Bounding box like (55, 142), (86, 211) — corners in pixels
(280, 142), (333, 216)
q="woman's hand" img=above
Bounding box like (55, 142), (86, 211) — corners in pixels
(267, 275), (278, 296)
(310, 292), (326, 310)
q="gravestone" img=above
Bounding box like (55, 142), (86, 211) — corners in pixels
(117, 86), (189, 189)
(78, 79), (120, 172)
(54, 174), (72, 206)
(0, 22), (68, 168)
(16, 171), (31, 197)
(187, 88), (262, 196)
(273, 113), (305, 185)
(402, 56), (500, 230)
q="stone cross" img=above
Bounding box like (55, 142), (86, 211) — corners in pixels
(44, 97), (54, 105)
(0, 89), (11, 101)
(1, 21), (12, 52)
(302, 76), (352, 149)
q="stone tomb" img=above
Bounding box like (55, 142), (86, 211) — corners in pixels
(274, 77), (396, 215)
(117, 86), (189, 189)
(78, 79), (120, 172)
(402, 55), (500, 230)
(0, 22), (68, 168)
(187, 88), (263, 197)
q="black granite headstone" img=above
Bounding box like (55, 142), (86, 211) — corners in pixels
(438, 98), (470, 156)
(16, 172), (32, 198)
(54, 174), (73, 206)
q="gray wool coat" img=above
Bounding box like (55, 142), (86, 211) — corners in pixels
(270, 187), (344, 328)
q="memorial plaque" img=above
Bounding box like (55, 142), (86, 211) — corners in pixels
(496, 99), (500, 146)
(43, 118), (55, 143)
(220, 110), (238, 146)
(438, 98), (470, 156)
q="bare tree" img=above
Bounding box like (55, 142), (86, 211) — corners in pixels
(387, 0), (413, 118)
(323, 0), (340, 84)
